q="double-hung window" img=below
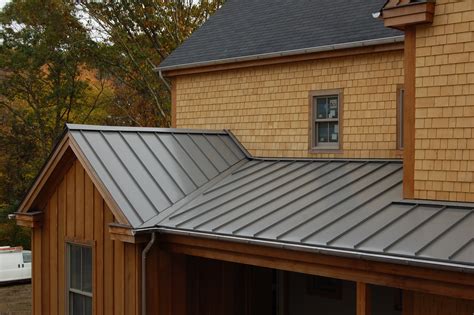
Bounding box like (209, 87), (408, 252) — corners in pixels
(67, 243), (92, 315)
(311, 90), (342, 150)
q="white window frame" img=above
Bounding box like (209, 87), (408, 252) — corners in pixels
(310, 89), (343, 152)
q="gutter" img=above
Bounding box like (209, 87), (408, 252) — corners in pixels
(155, 35), (405, 72)
(150, 227), (474, 274)
(141, 232), (156, 315)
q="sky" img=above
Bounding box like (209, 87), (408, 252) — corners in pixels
(0, 0), (8, 9)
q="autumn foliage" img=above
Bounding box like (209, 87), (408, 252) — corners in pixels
(0, 0), (224, 248)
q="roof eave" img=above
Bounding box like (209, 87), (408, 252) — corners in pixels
(156, 35), (405, 73)
(141, 227), (474, 274)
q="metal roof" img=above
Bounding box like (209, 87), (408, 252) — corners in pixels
(66, 124), (474, 271)
(158, 0), (403, 71)
(67, 124), (247, 227)
(153, 159), (474, 271)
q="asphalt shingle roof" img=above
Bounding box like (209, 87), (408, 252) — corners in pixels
(159, 0), (403, 71)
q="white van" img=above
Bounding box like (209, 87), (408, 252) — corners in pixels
(0, 246), (32, 285)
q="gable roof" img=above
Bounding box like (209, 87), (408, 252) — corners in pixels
(18, 124), (474, 272)
(67, 124), (247, 227)
(158, 0), (404, 72)
(17, 124), (247, 228)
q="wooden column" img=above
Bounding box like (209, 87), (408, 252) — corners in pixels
(403, 25), (416, 199)
(356, 282), (371, 315)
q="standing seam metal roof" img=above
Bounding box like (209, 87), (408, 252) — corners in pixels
(154, 158), (474, 270)
(67, 124), (474, 271)
(67, 124), (247, 228)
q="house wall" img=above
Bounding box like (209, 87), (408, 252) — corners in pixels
(414, 0), (474, 201)
(175, 50), (404, 158)
(32, 159), (141, 315)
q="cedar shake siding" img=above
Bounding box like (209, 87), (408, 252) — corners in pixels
(174, 50), (404, 158)
(414, 0), (474, 201)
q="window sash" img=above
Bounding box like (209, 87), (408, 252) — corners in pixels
(67, 243), (92, 315)
(313, 94), (340, 148)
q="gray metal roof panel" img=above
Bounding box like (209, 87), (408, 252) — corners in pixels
(159, 0), (403, 70)
(156, 158), (474, 270)
(67, 124), (246, 228)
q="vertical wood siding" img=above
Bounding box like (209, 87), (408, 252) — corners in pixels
(32, 159), (141, 315)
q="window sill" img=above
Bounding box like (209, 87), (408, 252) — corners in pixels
(309, 148), (343, 154)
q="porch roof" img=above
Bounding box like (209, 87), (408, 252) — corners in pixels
(151, 158), (474, 272)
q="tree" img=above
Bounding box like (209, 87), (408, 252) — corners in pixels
(0, 0), (225, 248)
(77, 0), (225, 127)
(0, 0), (113, 248)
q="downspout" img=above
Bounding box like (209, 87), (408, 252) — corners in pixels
(141, 232), (156, 315)
(158, 69), (171, 92)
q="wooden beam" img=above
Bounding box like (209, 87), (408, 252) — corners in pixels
(163, 43), (404, 77)
(158, 234), (474, 301)
(15, 211), (43, 228)
(357, 282), (371, 315)
(403, 26), (416, 199)
(108, 223), (147, 244)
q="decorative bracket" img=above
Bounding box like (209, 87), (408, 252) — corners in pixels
(381, 0), (436, 30)
(15, 211), (43, 228)
(108, 223), (148, 244)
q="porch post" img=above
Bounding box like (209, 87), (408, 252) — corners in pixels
(356, 282), (371, 315)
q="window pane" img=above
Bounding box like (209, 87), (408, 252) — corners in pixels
(316, 97), (328, 119)
(329, 122), (339, 143)
(22, 251), (32, 263)
(82, 247), (92, 293)
(85, 296), (92, 315)
(70, 292), (84, 315)
(318, 122), (329, 143)
(328, 96), (338, 119)
(70, 245), (82, 290)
